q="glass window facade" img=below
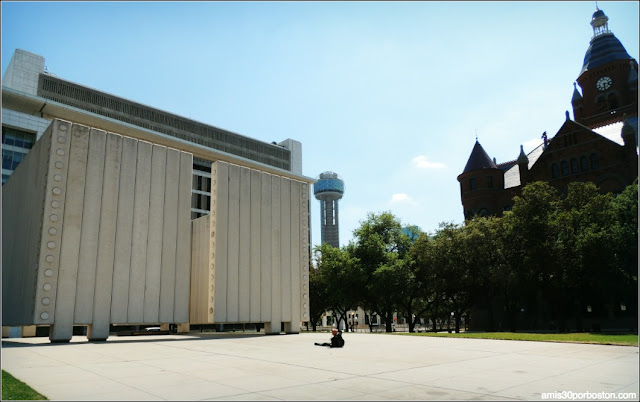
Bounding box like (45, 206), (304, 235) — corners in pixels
(2, 127), (36, 184)
(191, 167), (212, 220)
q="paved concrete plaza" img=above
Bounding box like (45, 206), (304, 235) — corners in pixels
(1, 332), (638, 400)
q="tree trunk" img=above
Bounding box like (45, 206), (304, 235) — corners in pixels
(407, 303), (414, 333)
(486, 294), (495, 332)
(366, 310), (377, 333)
(556, 292), (567, 333)
(432, 301), (440, 333)
(575, 299), (583, 333)
(385, 311), (393, 332)
(507, 309), (517, 332)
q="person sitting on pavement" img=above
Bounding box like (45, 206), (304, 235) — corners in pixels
(314, 328), (345, 348)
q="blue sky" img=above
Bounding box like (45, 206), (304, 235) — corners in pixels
(2, 1), (638, 249)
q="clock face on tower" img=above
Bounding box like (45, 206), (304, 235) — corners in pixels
(596, 76), (612, 91)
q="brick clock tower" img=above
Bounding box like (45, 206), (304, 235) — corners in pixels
(458, 7), (638, 220)
(572, 8), (639, 128)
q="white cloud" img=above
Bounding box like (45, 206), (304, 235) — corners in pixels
(390, 193), (417, 205)
(522, 137), (544, 153)
(412, 155), (445, 169)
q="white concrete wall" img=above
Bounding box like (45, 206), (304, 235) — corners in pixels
(110, 137), (138, 324)
(1, 122), (54, 325)
(204, 161), (310, 333)
(50, 124), (90, 340)
(174, 152), (193, 323)
(189, 216), (211, 324)
(1, 49), (44, 96)
(2, 119), (193, 341)
(278, 139), (302, 176)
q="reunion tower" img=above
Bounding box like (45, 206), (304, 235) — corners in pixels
(313, 172), (345, 248)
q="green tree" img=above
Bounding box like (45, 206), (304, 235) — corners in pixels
(394, 225), (429, 333)
(606, 180), (638, 320)
(308, 260), (328, 332)
(312, 243), (359, 331)
(504, 181), (562, 331)
(462, 216), (505, 331)
(556, 181), (614, 330)
(429, 222), (473, 333)
(352, 212), (409, 332)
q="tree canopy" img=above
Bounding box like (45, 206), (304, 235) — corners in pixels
(308, 181), (638, 333)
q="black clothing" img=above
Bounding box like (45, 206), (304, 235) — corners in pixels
(314, 331), (345, 348)
(331, 332), (345, 348)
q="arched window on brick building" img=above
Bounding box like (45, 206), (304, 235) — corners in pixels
(581, 156), (589, 171)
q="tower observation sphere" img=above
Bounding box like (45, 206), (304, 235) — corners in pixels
(313, 172), (345, 248)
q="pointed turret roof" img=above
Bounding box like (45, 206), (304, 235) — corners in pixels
(462, 140), (498, 173)
(517, 145), (529, 165)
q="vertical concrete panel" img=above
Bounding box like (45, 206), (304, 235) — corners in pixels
(280, 179), (292, 323)
(300, 183), (311, 323)
(238, 166), (251, 322)
(208, 163), (218, 323)
(269, 176), (282, 333)
(260, 173), (272, 322)
(144, 145), (167, 323)
(189, 216), (209, 324)
(1, 122), (51, 326)
(50, 123), (88, 341)
(110, 137), (137, 323)
(128, 141), (152, 323)
(159, 148), (179, 323)
(127, 141), (152, 323)
(289, 180), (302, 332)
(74, 129), (107, 324)
(226, 164), (240, 323)
(249, 169), (262, 322)
(189, 220), (200, 324)
(174, 152), (193, 323)
(89, 133), (122, 340)
(213, 162), (228, 322)
(35, 121), (71, 327)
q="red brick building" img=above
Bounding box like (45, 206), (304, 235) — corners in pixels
(458, 8), (638, 219)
